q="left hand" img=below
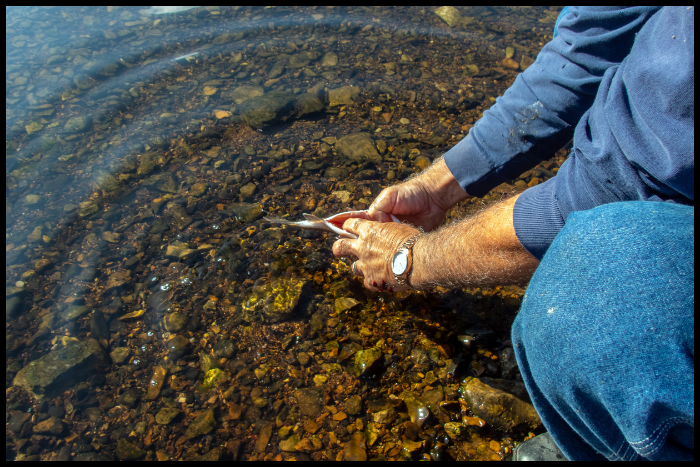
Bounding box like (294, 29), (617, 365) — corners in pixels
(332, 218), (421, 292)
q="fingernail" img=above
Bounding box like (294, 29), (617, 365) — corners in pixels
(373, 282), (377, 287)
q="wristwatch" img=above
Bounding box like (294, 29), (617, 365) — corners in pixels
(391, 234), (421, 287)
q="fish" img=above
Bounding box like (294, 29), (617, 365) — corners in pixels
(264, 210), (400, 239)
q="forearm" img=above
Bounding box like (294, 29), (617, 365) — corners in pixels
(418, 156), (471, 208)
(410, 193), (540, 289)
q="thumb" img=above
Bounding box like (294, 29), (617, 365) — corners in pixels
(368, 187), (397, 217)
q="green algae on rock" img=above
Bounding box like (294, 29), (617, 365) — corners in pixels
(241, 276), (310, 324)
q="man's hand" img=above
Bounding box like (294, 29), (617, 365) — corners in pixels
(368, 157), (470, 231)
(332, 219), (421, 292)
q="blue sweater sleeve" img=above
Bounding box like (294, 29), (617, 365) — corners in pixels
(444, 6), (694, 259)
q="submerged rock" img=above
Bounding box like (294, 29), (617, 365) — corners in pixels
(241, 277), (310, 323)
(13, 341), (96, 399)
(354, 347), (383, 378)
(335, 133), (382, 164)
(459, 377), (541, 432)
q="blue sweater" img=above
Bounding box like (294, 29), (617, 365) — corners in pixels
(443, 6), (694, 259)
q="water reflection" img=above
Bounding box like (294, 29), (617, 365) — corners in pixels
(7, 6), (565, 461)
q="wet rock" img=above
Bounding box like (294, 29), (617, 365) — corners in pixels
(167, 335), (191, 358)
(255, 422), (273, 453)
(406, 398), (431, 428)
(402, 439), (424, 460)
(185, 408), (216, 439)
(328, 85), (360, 107)
(213, 339), (235, 358)
(345, 395), (362, 415)
(289, 50), (319, 68)
(334, 296), (360, 314)
(335, 133), (381, 164)
(165, 244), (196, 259)
(354, 347), (383, 378)
(84, 407), (103, 422)
(230, 85), (264, 104)
(295, 388), (323, 417)
(110, 347), (130, 364)
(25, 194), (42, 205)
(13, 341), (96, 399)
(163, 312), (188, 333)
(32, 416), (63, 435)
(64, 115), (92, 133)
(146, 365), (167, 400)
(435, 6), (462, 27)
(279, 434), (300, 452)
(241, 277), (310, 323)
(324, 167), (349, 180)
(239, 91), (295, 128)
(105, 270), (130, 290)
(230, 202), (264, 222)
(240, 182), (257, 198)
(116, 438), (146, 460)
(7, 412), (31, 433)
(297, 352), (311, 366)
(94, 172), (119, 193)
(321, 51), (338, 67)
(344, 432), (367, 461)
(156, 407), (180, 425)
(268, 61), (286, 79)
(170, 205), (192, 230)
(502, 58), (520, 70)
(459, 377), (541, 432)
(372, 408), (397, 424)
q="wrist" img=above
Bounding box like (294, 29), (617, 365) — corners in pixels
(418, 157), (470, 210)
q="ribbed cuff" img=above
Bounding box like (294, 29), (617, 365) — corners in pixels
(513, 178), (566, 260)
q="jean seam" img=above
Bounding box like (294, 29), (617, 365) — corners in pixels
(630, 417), (693, 456)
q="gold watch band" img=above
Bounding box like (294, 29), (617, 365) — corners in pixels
(394, 234), (422, 287)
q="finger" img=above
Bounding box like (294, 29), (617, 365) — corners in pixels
(332, 238), (359, 257)
(368, 187), (397, 215)
(368, 210), (394, 223)
(342, 217), (369, 235)
(364, 277), (379, 292)
(352, 260), (364, 277)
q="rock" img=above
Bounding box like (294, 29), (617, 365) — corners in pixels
(324, 167), (349, 180)
(230, 85), (265, 104)
(230, 203), (263, 222)
(110, 347), (130, 364)
(33, 416), (63, 435)
(459, 377), (541, 432)
(84, 407), (103, 422)
(400, 118), (410, 125)
(7, 412), (31, 433)
(344, 432), (367, 461)
(170, 205), (192, 230)
(345, 395), (362, 415)
(240, 182), (257, 198)
(105, 270), (131, 289)
(335, 133), (381, 164)
(332, 190), (351, 204)
(328, 85), (360, 107)
(435, 6), (462, 27)
(146, 365), (168, 400)
(520, 55), (536, 70)
(354, 347), (383, 378)
(402, 439), (424, 460)
(203, 85), (217, 96)
(155, 407), (180, 425)
(64, 115), (92, 133)
(406, 398), (430, 428)
(241, 277), (310, 323)
(295, 388), (323, 417)
(502, 58), (520, 70)
(372, 408), (397, 424)
(163, 312), (188, 332)
(279, 434), (300, 452)
(268, 61), (286, 79)
(167, 334), (191, 357)
(289, 50), (319, 68)
(295, 437), (316, 453)
(13, 341), (96, 399)
(334, 296), (360, 313)
(213, 339), (235, 358)
(297, 352), (311, 366)
(321, 52), (338, 67)
(414, 155), (431, 171)
(238, 91), (295, 128)
(94, 172), (119, 192)
(255, 422), (273, 453)
(185, 408), (216, 439)
(116, 438), (146, 460)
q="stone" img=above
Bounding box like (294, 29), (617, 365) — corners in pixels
(163, 312), (188, 333)
(116, 438), (146, 460)
(255, 422), (273, 453)
(146, 365), (168, 400)
(324, 167), (349, 180)
(295, 437), (316, 453)
(321, 51), (338, 67)
(230, 85), (265, 104)
(155, 407), (180, 425)
(185, 408), (216, 439)
(213, 339), (235, 358)
(84, 407), (104, 422)
(240, 182), (257, 198)
(459, 377), (541, 432)
(295, 388), (323, 417)
(64, 115), (92, 133)
(344, 432), (367, 461)
(502, 58), (519, 70)
(414, 155), (431, 171)
(354, 347), (383, 378)
(435, 6), (462, 27)
(110, 347), (130, 364)
(94, 172), (119, 192)
(289, 50), (319, 68)
(13, 341), (96, 399)
(328, 86), (360, 107)
(406, 398), (430, 428)
(203, 85), (217, 96)
(105, 270), (130, 289)
(279, 434), (300, 452)
(238, 91), (295, 129)
(33, 416), (63, 435)
(334, 296), (360, 314)
(230, 203), (264, 222)
(335, 133), (381, 164)
(241, 277), (310, 323)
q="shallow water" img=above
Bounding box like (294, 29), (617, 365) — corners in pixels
(6, 6), (567, 461)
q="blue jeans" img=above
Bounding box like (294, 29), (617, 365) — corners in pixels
(512, 201), (694, 461)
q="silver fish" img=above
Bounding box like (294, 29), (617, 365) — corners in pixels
(264, 210), (399, 239)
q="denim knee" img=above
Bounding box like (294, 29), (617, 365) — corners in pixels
(512, 201), (694, 460)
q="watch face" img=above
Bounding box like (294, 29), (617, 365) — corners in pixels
(392, 251), (408, 275)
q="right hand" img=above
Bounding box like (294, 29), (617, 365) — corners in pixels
(368, 157), (470, 232)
